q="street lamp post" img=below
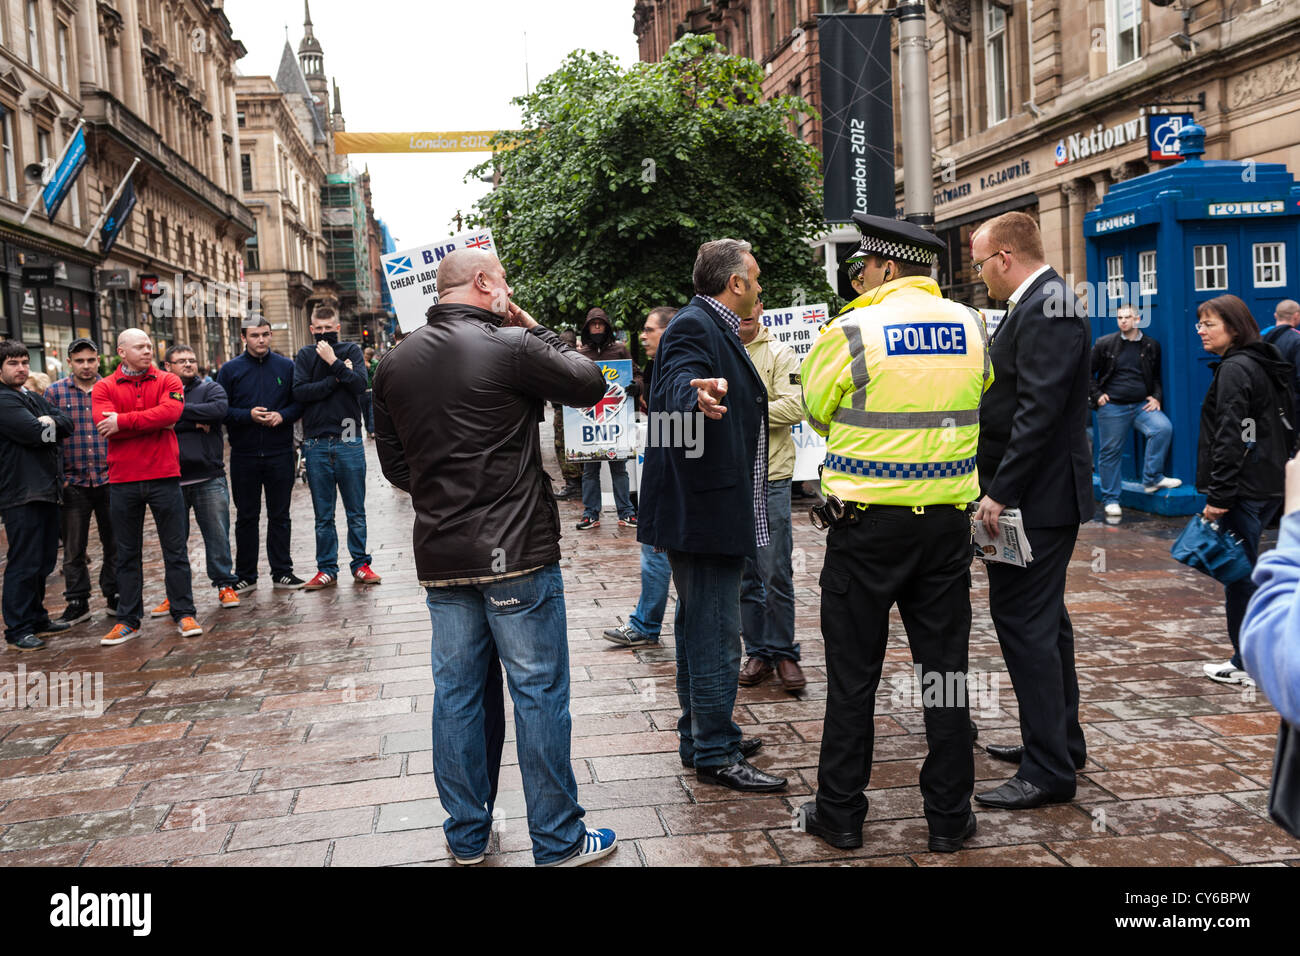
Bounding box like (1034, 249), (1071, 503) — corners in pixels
(897, 0), (934, 228)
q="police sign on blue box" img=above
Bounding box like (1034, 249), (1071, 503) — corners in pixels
(564, 360), (635, 462)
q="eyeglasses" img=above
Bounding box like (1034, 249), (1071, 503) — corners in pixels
(973, 249), (1010, 275)
(1194, 321), (1220, 331)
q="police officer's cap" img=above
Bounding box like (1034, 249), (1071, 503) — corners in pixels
(847, 213), (946, 267)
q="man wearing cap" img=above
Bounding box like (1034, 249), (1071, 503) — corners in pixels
(44, 337), (118, 625)
(797, 213), (992, 853)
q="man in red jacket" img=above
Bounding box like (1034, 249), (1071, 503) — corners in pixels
(91, 328), (202, 646)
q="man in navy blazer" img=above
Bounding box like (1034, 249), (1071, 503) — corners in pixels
(638, 239), (788, 794)
(972, 212), (1093, 810)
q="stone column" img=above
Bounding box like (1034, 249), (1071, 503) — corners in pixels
(205, 52), (226, 192)
(1037, 185), (1069, 279)
(1063, 180), (1087, 291)
(75, 0), (101, 88)
(118, 0), (145, 115)
(226, 76), (242, 201)
(1091, 169), (1113, 205)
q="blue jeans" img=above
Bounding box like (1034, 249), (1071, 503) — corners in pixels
(667, 550), (744, 769)
(1221, 497), (1282, 670)
(182, 476), (237, 588)
(1096, 401), (1174, 502)
(2, 502), (59, 641)
(581, 460), (634, 520)
(425, 564), (585, 865)
(303, 437), (371, 576)
(741, 478), (799, 662)
(628, 543), (671, 638)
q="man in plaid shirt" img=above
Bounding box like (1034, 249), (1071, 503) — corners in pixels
(44, 338), (117, 625)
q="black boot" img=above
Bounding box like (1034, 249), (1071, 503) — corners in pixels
(555, 478), (582, 500)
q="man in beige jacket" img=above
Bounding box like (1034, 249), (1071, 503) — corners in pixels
(737, 299), (807, 693)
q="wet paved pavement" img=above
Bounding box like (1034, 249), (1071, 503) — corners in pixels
(1, 435), (1298, 867)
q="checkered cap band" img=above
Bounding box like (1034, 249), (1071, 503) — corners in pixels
(850, 235), (938, 266)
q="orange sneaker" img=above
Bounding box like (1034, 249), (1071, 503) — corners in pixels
(150, 598), (170, 618)
(218, 586), (240, 608)
(353, 564), (382, 585)
(101, 623), (139, 646)
(177, 617), (203, 638)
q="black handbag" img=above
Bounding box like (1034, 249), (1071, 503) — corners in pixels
(1268, 719), (1300, 838)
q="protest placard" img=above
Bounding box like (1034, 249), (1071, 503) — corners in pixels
(380, 229), (496, 333)
(564, 360), (636, 462)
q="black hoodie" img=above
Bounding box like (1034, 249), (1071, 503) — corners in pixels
(1196, 341), (1296, 508)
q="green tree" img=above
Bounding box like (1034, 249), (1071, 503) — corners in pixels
(468, 34), (836, 353)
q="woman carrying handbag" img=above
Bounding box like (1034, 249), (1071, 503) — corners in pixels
(1194, 294), (1294, 686)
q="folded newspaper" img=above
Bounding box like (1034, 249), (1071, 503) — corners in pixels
(972, 508), (1035, 567)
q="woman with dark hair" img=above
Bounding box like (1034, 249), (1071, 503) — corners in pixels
(1195, 294), (1294, 685)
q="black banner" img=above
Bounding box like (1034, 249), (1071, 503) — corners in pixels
(818, 14), (895, 224)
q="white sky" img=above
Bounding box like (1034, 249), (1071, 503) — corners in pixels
(225, 0), (640, 248)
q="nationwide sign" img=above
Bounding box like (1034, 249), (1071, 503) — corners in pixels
(381, 229), (496, 333)
(1149, 113), (1194, 162)
(1055, 114), (1149, 166)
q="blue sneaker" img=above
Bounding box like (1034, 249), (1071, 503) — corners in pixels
(548, 828), (617, 867)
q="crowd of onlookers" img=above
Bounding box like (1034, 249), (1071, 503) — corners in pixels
(1, 308), (384, 653)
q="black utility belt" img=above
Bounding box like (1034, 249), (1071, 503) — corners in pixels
(810, 496), (960, 530)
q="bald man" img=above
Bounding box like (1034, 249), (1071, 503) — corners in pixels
(374, 247), (617, 866)
(1263, 300), (1300, 411)
(92, 329), (202, 645)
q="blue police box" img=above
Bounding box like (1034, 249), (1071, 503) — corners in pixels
(1083, 122), (1300, 516)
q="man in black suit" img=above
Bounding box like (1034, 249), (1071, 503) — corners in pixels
(638, 239), (787, 794)
(971, 212), (1092, 809)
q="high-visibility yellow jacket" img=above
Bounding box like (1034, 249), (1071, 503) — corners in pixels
(801, 276), (993, 506)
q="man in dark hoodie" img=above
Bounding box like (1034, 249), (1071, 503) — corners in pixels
(575, 308), (642, 529)
(164, 345), (240, 612)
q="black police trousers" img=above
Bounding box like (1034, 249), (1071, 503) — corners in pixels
(815, 504), (975, 838)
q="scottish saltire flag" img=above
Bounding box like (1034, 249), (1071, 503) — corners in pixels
(100, 178), (137, 255)
(43, 126), (87, 221)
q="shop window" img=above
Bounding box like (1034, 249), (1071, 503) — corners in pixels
(985, 3), (1009, 127)
(1108, 0), (1142, 70)
(1253, 243), (1285, 288)
(1138, 250), (1157, 295)
(1193, 244), (1228, 292)
(1105, 256), (1124, 301)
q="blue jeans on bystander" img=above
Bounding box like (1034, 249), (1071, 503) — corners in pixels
(303, 437), (371, 576)
(425, 564), (587, 865)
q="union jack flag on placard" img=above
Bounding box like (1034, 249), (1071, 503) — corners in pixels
(465, 234), (492, 250)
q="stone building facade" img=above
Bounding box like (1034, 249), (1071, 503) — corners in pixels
(0, 0), (254, 375)
(633, 0), (1300, 306)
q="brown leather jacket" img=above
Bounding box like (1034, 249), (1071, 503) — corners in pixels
(373, 303), (606, 583)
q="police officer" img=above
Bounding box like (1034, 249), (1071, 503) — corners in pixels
(797, 214), (992, 854)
